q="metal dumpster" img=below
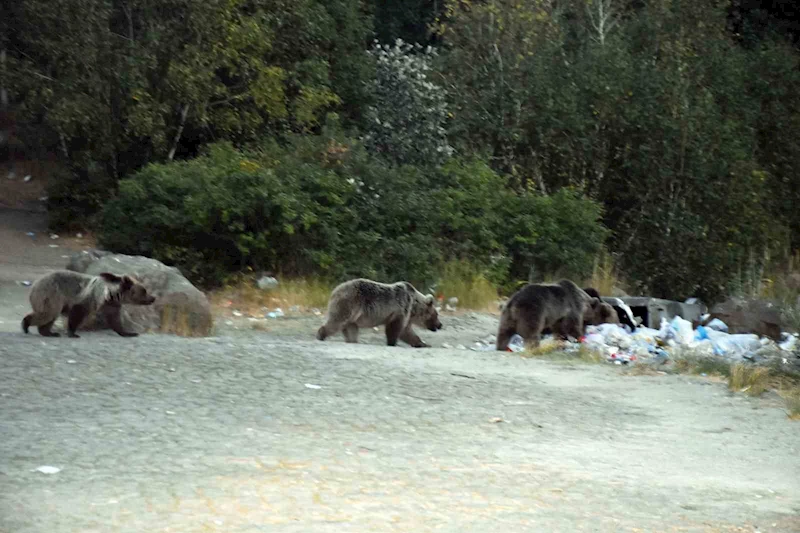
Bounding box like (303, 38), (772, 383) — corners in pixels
(604, 296), (706, 330)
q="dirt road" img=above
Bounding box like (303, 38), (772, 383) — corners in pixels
(1, 208), (798, 532)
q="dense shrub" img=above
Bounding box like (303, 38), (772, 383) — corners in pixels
(99, 132), (607, 289)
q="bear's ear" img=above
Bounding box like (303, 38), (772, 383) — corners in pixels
(99, 272), (122, 283)
(425, 294), (434, 306)
(120, 275), (134, 291)
(590, 297), (601, 309)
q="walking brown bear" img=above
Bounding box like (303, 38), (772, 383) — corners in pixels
(316, 278), (442, 348)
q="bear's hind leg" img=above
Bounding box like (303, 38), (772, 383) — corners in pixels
(23, 312), (60, 337)
(38, 318), (60, 337)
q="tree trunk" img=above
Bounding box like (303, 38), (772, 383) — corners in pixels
(167, 104), (189, 161)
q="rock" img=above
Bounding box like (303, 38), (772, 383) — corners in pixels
(66, 249), (213, 337)
(256, 276), (279, 290)
(448, 296), (459, 307)
(706, 298), (783, 341)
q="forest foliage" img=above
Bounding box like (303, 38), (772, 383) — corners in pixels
(3, 0), (800, 303)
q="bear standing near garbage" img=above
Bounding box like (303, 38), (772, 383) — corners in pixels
(496, 279), (600, 351)
(316, 278), (442, 348)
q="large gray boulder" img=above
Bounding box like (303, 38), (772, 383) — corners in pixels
(66, 249), (213, 337)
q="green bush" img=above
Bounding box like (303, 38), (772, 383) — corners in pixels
(98, 132), (608, 290)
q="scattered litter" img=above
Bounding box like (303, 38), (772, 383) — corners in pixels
(266, 308), (284, 319)
(34, 466), (61, 474)
(232, 310), (243, 317)
(49, 234), (59, 240)
(39, 196), (48, 202)
(779, 333), (797, 352)
(507, 334), (525, 352)
(304, 383), (322, 390)
(23, 175), (32, 182)
(20, 280), (31, 286)
(26, 231), (35, 237)
(705, 318), (729, 332)
(76, 233), (83, 238)
(256, 276), (279, 290)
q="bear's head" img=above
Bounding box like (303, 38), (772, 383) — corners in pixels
(122, 275), (156, 305)
(581, 297), (616, 326)
(590, 301), (620, 326)
(413, 294), (442, 332)
(100, 272), (156, 306)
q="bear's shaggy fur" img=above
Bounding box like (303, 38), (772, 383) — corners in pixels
(22, 270), (156, 338)
(496, 279), (600, 351)
(316, 278), (442, 348)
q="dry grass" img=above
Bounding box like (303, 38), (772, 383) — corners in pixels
(672, 355), (733, 378)
(436, 261), (499, 311)
(728, 364), (771, 396)
(778, 387), (800, 420)
(209, 275), (333, 316)
(521, 342), (605, 364)
(584, 250), (627, 295)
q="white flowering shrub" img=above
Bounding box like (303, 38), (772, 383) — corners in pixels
(364, 39), (454, 167)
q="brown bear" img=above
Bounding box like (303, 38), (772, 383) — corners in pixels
(542, 287), (621, 339)
(22, 270), (156, 338)
(316, 278), (442, 348)
(496, 279), (600, 351)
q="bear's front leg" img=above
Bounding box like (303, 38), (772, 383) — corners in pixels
(67, 304), (89, 338)
(385, 318), (404, 346)
(103, 306), (139, 337)
(399, 326), (428, 348)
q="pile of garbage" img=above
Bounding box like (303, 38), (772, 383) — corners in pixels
(471, 315), (799, 367)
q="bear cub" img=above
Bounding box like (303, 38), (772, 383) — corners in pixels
(22, 270), (156, 338)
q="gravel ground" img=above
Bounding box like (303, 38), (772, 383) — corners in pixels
(1, 207), (799, 532)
